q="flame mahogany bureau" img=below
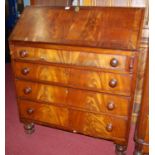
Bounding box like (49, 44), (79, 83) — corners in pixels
(9, 6), (145, 155)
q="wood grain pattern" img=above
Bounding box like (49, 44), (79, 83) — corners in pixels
(13, 46), (133, 72)
(9, 6), (145, 50)
(68, 88), (130, 116)
(19, 99), (69, 127)
(14, 64), (132, 96)
(15, 80), (130, 117)
(69, 110), (127, 140)
(69, 68), (132, 96)
(134, 50), (149, 154)
(14, 61), (69, 84)
(16, 80), (68, 104)
(9, 6), (144, 151)
(80, 0), (149, 122)
(19, 99), (127, 141)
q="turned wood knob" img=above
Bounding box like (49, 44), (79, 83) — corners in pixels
(107, 102), (115, 110)
(109, 79), (117, 88)
(106, 123), (113, 132)
(110, 58), (119, 67)
(23, 87), (32, 94)
(19, 50), (28, 58)
(27, 109), (34, 115)
(21, 68), (30, 75)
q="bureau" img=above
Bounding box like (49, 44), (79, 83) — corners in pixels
(9, 6), (145, 155)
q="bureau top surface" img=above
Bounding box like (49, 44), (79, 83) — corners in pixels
(9, 6), (144, 50)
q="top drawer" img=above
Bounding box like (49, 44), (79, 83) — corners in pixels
(12, 46), (136, 73)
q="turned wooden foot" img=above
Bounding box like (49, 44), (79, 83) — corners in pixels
(24, 123), (35, 134)
(115, 144), (127, 155)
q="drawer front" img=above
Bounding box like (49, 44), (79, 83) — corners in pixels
(68, 88), (130, 117)
(14, 62), (69, 84)
(16, 80), (68, 105)
(14, 46), (131, 72)
(16, 80), (129, 116)
(19, 100), (127, 140)
(19, 100), (69, 127)
(69, 110), (127, 140)
(69, 68), (132, 96)
(14, 62), (132, 95)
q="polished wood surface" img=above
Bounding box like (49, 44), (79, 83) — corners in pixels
(13, 46), (134, 72)
(16, 79), (130, 117)
(14, 62), (132, 96)
(9, 6), (145, 155)
(81, 0), (149, 123)
(134, 50), (149, 155)
(19, 100), (127, 141)
(9, 6), (145, 50)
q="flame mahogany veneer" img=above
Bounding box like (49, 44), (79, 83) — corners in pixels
(9, 6), (145, 155)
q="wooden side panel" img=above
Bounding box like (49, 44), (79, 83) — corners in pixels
(15, 80), (130, 116)
(19, 100), (127, 141)
(134, 51), (149, 154)
(14, 46), (131, 72)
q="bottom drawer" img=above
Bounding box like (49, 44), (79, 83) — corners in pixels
(19, 100), (127, 141)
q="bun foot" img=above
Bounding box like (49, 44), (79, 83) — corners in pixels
(24, 123), (35, 134)
(115, 144), (127, 155)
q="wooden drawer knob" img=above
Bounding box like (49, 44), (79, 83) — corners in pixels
(107, 102), (115, 110)
(27, 108), (34, 115)
(19, 50), (28, 58)
(21, 68), (30, 75)
(106, 123), (113, 132)
(109, 79), (117, 88)
(23, 87), (32, 94)
(110, 58), (119, 67)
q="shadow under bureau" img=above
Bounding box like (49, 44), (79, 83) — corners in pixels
(9, 6), (145, 155)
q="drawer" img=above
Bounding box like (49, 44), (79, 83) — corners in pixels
(16, 80), (68, 105)
(13, 46), (133, 72)
(19, 100), (69, 128)
(16, 80), (130, 116)
(19, 100), (127, 140)
(14, 62), (132, 96)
